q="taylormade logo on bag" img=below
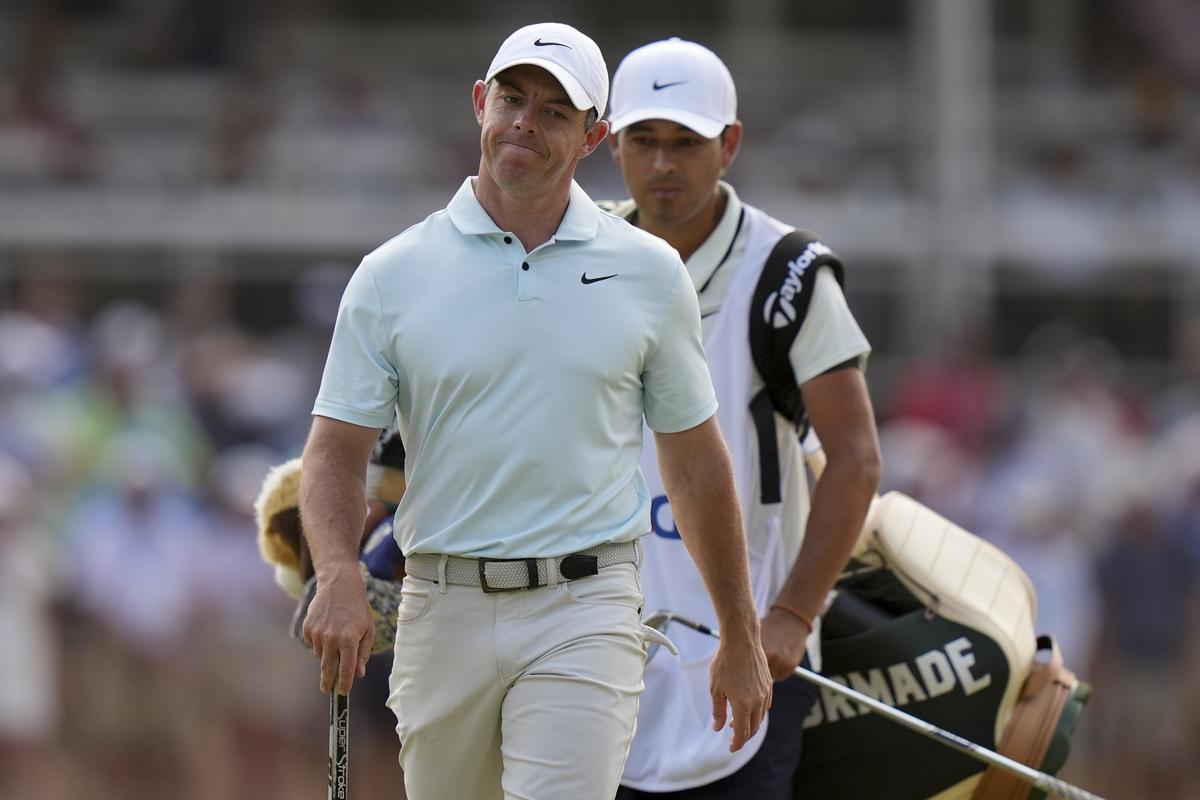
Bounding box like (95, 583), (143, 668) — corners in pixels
(762, 240), (831, 329)
(802, 637), (993, 728)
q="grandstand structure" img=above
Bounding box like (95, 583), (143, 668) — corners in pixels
(1, 0), (1197, 394)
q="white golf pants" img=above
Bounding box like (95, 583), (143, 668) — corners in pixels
(387, 562), (647, 800)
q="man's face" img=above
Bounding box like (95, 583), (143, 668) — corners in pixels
(473, 65), (607, 195)
(610, 119), (741, 229)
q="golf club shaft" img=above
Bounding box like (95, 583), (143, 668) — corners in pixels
(329, 687), (349, 799)
(662, 612), (1103, 800)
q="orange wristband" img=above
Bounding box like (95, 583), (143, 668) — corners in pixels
(770, 602), (814, 632)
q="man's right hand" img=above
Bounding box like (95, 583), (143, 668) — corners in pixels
(302, 561), (374, 695)
(708, 632), (773, 752)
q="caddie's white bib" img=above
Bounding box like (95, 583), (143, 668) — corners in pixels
(623, 205), (813, 791)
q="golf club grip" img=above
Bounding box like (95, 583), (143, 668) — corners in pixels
(329, 689), (349, 800)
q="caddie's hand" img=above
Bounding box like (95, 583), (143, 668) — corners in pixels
(302, 562), (374, 696)
(709, 632), (773, 752)
(761, 607), (811, 681)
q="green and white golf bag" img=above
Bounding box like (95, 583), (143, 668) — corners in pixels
(794, 493), (1091, 799)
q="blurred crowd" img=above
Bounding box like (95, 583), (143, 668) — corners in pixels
(1, 273), (1198, 799)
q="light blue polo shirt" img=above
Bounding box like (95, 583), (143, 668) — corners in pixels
(314, 178), (717, 558)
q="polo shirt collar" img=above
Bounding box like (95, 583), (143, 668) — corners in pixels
(556, 180), (602, 241)
(447, 177), (601, 242)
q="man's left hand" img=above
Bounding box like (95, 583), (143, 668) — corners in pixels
(708, 632), (773, 752)
(761, 607), (811, 681)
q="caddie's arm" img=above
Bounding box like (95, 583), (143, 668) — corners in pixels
(762, 365), (880, 680)
(299, 415), (382, 695)
(654, 416), (773, 753)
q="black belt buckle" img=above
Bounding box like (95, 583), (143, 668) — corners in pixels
(478, 557), (541, 593)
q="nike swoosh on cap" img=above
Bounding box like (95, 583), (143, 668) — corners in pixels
(652, 80), (688, 90)
(534, 38), (571, 48)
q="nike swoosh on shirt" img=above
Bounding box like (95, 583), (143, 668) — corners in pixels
(581, 273), (618, 285)
(652, 80), (688, 91)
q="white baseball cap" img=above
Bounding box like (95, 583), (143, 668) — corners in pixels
(485, 22), (609, 117)
(608, 38), (737, 139)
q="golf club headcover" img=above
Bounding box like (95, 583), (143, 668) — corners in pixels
(254, 458), (308, 598)
(640, 624), (679, 658)
(290, 562), (404, 656)
(255, 435), (407, 598)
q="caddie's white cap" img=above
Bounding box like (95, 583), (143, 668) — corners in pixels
(485, 22), (609, 116)
(609, 38), (737, 139)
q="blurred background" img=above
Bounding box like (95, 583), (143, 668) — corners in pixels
(1, 0), (1198, 798)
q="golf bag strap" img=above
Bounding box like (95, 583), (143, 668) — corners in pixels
(971, 635), (1078, 800)
(748, 230), (845, 504)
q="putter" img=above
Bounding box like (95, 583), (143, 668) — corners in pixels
(328, 682), (349, 800)
(641, 610), (1105, 800)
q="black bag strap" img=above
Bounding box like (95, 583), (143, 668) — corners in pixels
(748, 229), (845, 503)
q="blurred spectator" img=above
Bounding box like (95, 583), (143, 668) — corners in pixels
(65, 431), (207, 656)
(1091, 472), (1198, 798)
(1155, 320), (1200, 428)
(876, 419), (980, 525)
(193, 444), (290, 635)
(1000, 473), (1101, 670)
(1129, 0), (1200, 86)
(190, 445), (316, 799)
(124, 0), (266, 70)
(999, 135), (1114, 281)
(182, 326), (311, 452)
(1018, 332), (1146, 535)
(58, 431), (210, 799)
(766, 110), (859, 194)
(0, 311), (80, 393)
(0, 2), (96, 184)
(0, 455), (60, 798)
(0, 69), (95, 184)
(206, 74), (274, 185)
(266, 72), (418, 194)
(887, 319), (1007, 455)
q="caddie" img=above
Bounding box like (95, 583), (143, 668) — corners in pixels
(297, 23), (772, 800)
(603, 39), (882, 799)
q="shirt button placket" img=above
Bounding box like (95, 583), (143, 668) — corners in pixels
(517, 259), (536, 302)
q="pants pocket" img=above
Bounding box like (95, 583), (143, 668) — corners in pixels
(395, 576), (435, 624)
(561, 563), (643, 610)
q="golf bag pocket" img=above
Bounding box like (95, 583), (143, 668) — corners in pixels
(971, 635), (1091, 800)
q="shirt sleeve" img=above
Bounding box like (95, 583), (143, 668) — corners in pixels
(789, 266), (871, 386)
(643, 261), (719, 433)
(312, 259), (400, 428)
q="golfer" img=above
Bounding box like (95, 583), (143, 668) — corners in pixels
(299, 22), (771, 800)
